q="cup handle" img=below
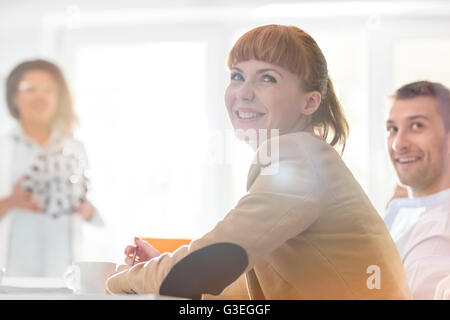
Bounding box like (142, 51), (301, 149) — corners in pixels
(64, 265), (80, 292)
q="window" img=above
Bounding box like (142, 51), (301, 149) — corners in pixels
(73, 40), (215, 260)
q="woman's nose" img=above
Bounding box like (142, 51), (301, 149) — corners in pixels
(236, 81), (255, 101)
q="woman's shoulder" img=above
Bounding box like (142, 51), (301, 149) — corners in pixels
(257, 131), (340, 165)
(251, 131), (352, 189)
(249, 132), (338, 193)
(282, 131), (336, 151)
(0, 125), (18, 144)
(56, 132), (88, 157)
(56, 130), (84, 146)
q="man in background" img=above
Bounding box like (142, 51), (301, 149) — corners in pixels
(384, 81), (450, 299)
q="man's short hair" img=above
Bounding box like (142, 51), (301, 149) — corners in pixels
(391, 81), (450, 131)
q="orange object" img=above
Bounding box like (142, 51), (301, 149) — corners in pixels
(141, 237), (192, 253)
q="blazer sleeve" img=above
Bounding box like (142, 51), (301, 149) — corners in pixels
(106, 137), (324, 298)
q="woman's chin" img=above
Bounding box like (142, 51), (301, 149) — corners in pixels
(22, 116), (53, 128)
(233, 126), (259, 139)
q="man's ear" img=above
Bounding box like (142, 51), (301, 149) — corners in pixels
(302, 91), (321, 115)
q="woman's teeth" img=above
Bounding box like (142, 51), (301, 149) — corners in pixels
(237, 111), (265, 119)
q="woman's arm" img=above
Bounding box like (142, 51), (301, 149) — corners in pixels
(0, 196), (12, 218)
(107, 145), (323, 298)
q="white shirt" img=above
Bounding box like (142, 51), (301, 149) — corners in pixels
(384, 188), (450, 299)
(6, 126), (102, 277)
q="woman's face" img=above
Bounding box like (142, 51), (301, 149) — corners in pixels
(13, 70), (59, 128)
(225, 59), (316, 141)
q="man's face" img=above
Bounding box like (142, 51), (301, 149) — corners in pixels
(386, 96), (450, 196)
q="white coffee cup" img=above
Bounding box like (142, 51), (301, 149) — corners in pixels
(64, 261), (117, 294)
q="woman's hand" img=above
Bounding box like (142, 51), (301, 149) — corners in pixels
(124, 237), (161, 266)
(72, 200), (95, 221)
(106, 239), (160, 295)
(5, 176), (42, 213)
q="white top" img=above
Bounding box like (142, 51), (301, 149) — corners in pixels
(384, 188), (450, 299)
(7, 128), (75, 277)
(0, 125), (103, 276)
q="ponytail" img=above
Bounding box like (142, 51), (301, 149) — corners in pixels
(312, 77), (349, 154)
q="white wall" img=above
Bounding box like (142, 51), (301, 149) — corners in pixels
(1, 0), (450, 261)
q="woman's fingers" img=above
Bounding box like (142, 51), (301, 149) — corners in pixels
(75, 201), (95, 221)
(124, 245), (135, 256)
(26, 202), (42, 212)
(13, 195), (42, 212)
(124, 244), (139, 266)
(32, 202), (43, 212)
(23, 191), (33, 200)
(124, 255), (134, 266)
(123, 237), (161, 266)
(135, 238), (161, 259)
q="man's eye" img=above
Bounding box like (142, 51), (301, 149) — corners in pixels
(231, 73), (244, 81)
(411, 122), (423, 130)
(262, 75), (277, 83)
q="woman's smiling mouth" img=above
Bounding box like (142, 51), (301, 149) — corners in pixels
(235, 109), (266, 122)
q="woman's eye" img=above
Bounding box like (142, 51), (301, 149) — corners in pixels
(387, 126), (397, 134)
(262, 75), (277, 83)
(411, 122), (423, 130)
(23, 86), (35, 93)
(43, 87), (57, 95)
(231, 73), (244, 81)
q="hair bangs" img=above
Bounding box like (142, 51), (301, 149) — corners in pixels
(227, 25), (307, 78)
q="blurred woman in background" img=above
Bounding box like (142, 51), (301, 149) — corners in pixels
(0, 59), (103, 277)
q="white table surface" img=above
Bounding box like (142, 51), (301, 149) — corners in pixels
(2, 276), (65, 288)
(0, 276), (185, 300)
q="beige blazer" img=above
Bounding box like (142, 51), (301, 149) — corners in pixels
(107, 131), (412, 299)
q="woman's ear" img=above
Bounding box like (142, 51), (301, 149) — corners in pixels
(302, 91), (321, 115)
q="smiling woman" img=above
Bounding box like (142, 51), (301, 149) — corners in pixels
(106, 24), (412, 300)
(226, 25), (349, 152)
(226, 60), (309, 136)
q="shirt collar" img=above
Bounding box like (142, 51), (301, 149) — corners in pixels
(388, 188), (450, 209)
(11, 123), (63, 148)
